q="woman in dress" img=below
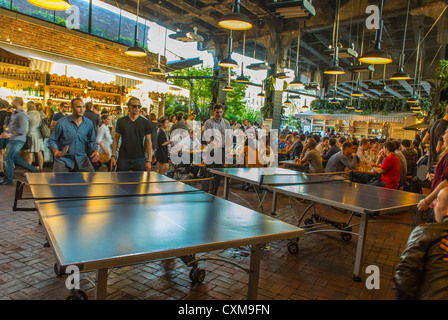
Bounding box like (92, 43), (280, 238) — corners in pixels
(96, 114), (113, 171)
(155, 117), (173, 175)
(25, 101), (44, 171)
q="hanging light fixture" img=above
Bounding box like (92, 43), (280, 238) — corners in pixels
(125, 0), (147, 57)
(302, 100), (309, 110)
(28, 0), (70, 10)
(219, 31), (239, 68)
(359, 0), (392, 64)
(284, 93), (292, 105)
(324, 0), (345, 75)
(257, 81), (266, 98)
(150, 4), (167, 75)
(407, 26), (423, 104)
(351, 78), (364, 97)
(289, 24), (305, 87)
(218, 0), (253, 31)
(235, 32), (250, 83)
(391, 0), (411, 80)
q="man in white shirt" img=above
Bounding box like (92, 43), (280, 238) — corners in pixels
(357, 138), (372, 163)
(316, 136), (329, 155)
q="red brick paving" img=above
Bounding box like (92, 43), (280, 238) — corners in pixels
(0, 167), (422, 300)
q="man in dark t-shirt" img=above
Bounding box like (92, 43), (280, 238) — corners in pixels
(111, 97), (152, 172)
(83, 101), (100, 136)
(425, 104), (448, 168)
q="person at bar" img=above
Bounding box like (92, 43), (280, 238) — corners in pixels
(48, 98), (99, 172)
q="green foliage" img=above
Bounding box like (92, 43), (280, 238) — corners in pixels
(311, 97), (432, 115)
(435, 60), (448, 91)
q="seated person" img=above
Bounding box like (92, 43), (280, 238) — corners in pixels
(296, 138), (323, 173)
(393, 186), (448, 300)
(325, 141), (357, 174)
(370, 141), (401, 189)
(289, 134), (305, 160)
(322, 138), (340, 161)
(277, 134), (287, 151)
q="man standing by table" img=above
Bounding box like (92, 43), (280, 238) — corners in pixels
(0, 97), (39, 185)
(111, 97), (152, 172)
(48, 98), (99, 172)
(201, 103), (231, 195)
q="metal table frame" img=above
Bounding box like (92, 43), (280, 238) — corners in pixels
(209, 167), (424, 281)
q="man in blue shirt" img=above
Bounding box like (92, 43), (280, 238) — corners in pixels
(0, 97), (39, 185)
(48, 98), (99, 172)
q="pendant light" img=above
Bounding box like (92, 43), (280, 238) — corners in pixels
(391, 0), (411, 80)
(218, 0), (253, 31)
(284, 93), (292, 105)
(28, 0), (70, 10)
(359, 0), (392, 64)
(324, 0), (345, 75)
(219, 30), (239, 68)
(236, 32), (250, 83)
(257, 81), (266, 98)
(407, 27), (422, 104)
(302, 99), (309, 110)
(150, 4), (166, 75)
(351, 77), (364, 97)
(289, 24), (304, 87)
(125, 0), (147, 57)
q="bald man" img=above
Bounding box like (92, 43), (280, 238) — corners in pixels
(393, 187), (448, 300)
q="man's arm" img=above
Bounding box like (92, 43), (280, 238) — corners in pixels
(418, 179), (448, 211)
(110, 132), (121, 168)
(145, 133), (152, 171)
(423, 131), (430, 145)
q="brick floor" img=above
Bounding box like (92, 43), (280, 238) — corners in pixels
(0, 166), (423, 300)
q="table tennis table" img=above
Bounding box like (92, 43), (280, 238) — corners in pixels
(208, 167), (425, 281)
(24, 171), (304, 300)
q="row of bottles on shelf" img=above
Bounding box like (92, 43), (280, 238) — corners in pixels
(0, 57), (29, 66)
(1, 84), (44, 97)
(49, 90), (120, 105)
(49, 75), (121, 94)
(0, 67), (42, 82)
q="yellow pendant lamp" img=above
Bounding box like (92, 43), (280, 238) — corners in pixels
(28, 0), (70, 10)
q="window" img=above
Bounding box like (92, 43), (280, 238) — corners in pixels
(0, 0), (11, 9)
(55, 0), (89, 33)
(11, 0), (54, 22)
(91, 0), (120, 42)
(119, 11), (146, 49)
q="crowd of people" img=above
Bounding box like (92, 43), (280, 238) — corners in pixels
(0, 95), (448, 299)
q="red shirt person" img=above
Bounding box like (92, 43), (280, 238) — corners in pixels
(372, 141), (401, 189)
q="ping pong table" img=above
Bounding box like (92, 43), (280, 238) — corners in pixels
(209, 167), (425, 281)
(25, 171), (304, 300)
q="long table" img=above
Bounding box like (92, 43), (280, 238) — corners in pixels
(208, 167), (425, 281)
(26, 171), (304, 300)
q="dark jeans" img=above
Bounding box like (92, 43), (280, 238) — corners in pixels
(367, 179), (386, 188)
(3, 140), (39, 183)
(117, 158), (146, 172)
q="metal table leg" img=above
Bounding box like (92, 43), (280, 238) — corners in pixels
(223, 177), (229, 200)
(247, 243), (262, 300)
(271, 191), (277, 216)
(95, 268), (108, 300)
(353, 213), (368, 282)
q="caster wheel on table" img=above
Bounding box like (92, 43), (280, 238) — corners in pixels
(189, 268), (206, 283)
(341, 227), (353, 242)
(66, 289), (88, 300)
(303, 218), (314, 228)
(287, 241), (299, 254)
(54, 263), (65, 277)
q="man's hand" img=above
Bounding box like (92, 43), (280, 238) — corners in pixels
(90, 150), (99, 163)
(0, 132), (11, 139)
(110, 157), (116, 169)
(417, 198), (430, 211)
(440, 238), (448, 262)
(145, 161), (151, 172)
(53, 150), (62, 159)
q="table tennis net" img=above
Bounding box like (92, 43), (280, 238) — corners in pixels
(259, 171), (350, 187)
